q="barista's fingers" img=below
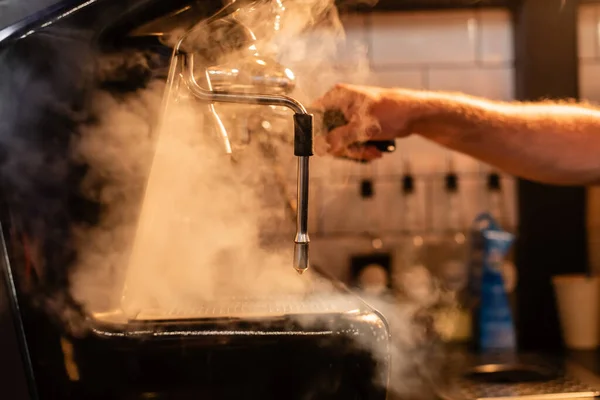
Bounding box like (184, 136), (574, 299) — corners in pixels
(311, 84), (357, 117)
(326, 121), (362, 154)
(362, 116), (383, 140)
(326, 114), (383, 153)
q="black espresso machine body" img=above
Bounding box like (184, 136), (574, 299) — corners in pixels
(0, 1), (392, 399)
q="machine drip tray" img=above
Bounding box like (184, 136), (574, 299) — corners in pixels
(465, 363), (558, 384)
(438, 352), (600, 400)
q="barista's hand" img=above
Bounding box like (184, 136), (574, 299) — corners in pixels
(311, 83), (419, 161)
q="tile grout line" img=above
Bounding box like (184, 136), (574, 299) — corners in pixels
(370, 61), (512, 72)
(422, 66), (430, 90)
(475, 8), (484, 67)
(364, 12), (374, 73)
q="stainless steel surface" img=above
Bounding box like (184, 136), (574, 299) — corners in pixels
(91, 289), (383, 338)
(90, 307), (389, 352)
(206, 57), (296, 94)
(182, 53), (307, 114)
(438, 353), (600, 400)
(454, 373), (598, 400)
(204, 69), (233, 155)
(133, 293), (363, 320)
(180, 52), (312, 273)
(466, 363), (553, 377)
(294, 155), (310, 273)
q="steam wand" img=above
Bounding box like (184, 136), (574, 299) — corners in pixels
(180, 53), (313, 274)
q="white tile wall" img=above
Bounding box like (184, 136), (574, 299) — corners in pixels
(311, 236), (380, 281)
(478, 10), (513, 65)
(261, 4), (600, 283)
(378, 178), (429, 233)
(337, 14), (369, 66)
(368, 69), (426, 89)
(579, 5), (600, 102)
(580, 62), (600, 102)
(579, 4), (598, 60)
(319, 182), (373, 234)
(578, 4), (600, 273)
(367, 11), (478, 67)
(427, 66), (514, 100)
(297, 8), (518, 280)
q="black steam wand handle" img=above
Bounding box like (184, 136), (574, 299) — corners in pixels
(321, 109), (396, 153)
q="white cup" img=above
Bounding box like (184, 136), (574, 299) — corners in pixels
(552, 274), (600, 350)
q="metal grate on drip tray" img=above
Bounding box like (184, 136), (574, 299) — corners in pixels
(455, 374), (600, 400)
(133, 294), (363, 321)
(438, 351), (600, 400)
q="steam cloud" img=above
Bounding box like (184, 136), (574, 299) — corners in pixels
(2, 0), (447, 398)
(71, 0), (382, 316)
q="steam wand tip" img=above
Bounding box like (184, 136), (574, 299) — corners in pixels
(293, 241), (310, 275)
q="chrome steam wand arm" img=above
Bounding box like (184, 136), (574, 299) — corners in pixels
(180, 53), (313, 274)
(292, 114), (312, 274)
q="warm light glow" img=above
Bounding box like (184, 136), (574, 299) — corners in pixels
(358, 313), (384, 325)
(274, 14), (282, 31)
(372, 237), (383, 249)
(255, 59), (267, 66)
(284, 68), (295, 81)
(467, 18), (476, 43)
(413, 235), (424, 247)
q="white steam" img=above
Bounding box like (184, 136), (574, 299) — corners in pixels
(69, 0), (375, 315)
(65, 0), (445, 398)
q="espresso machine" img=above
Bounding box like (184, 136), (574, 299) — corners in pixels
(0, 0), (391, 399)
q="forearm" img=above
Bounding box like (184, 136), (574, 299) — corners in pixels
(392, 90), (600, 186)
